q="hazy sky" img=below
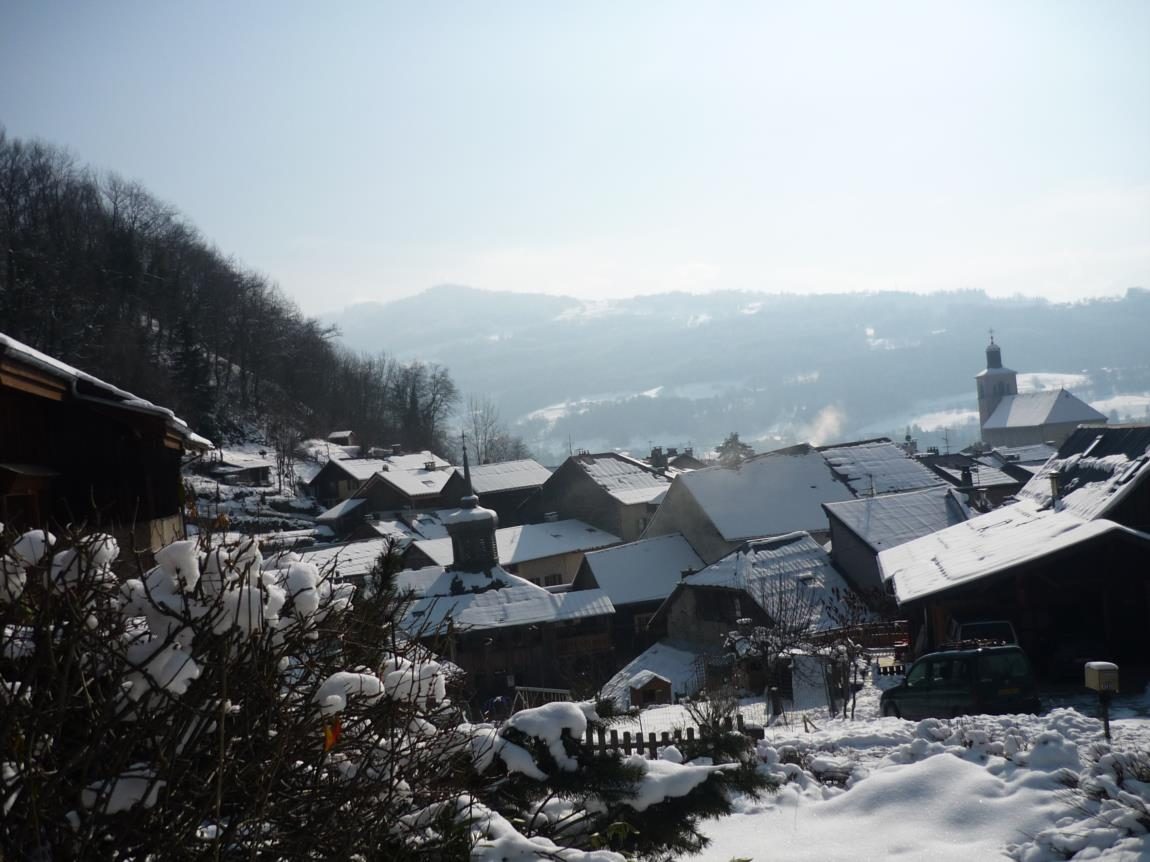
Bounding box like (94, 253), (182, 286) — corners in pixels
(2, 1), (1148, 314)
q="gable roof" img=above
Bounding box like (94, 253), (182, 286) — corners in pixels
(0, 332), (210, 449)
(818, 438), (944, 495)
(983, 389), (1106, 430)
(327, 458), (388, 482)
(660, 532), (861, 633)
(879, 506), (1147, 604)
(579, 533), (704, 606)
(878, 425), (1150, 603)
(410, 519), (621, 568)
(569, 452), (671, 504)
(823, 486), (971, 554)
(677, 445), (855, 542)
(463, 459), (552, 494)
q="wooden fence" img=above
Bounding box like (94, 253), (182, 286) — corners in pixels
(579, 714), (764, 758)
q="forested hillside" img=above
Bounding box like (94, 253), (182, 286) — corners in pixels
(0, 129), (457, 449)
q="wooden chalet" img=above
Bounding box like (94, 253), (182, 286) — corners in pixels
(879, 425), (1150, 675)
(519, 452), (670, 542)
(0, 333), (210, 550)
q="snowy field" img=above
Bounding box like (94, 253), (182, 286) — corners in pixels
(671, 676), (1150, 861)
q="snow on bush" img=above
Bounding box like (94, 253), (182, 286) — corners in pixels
(1, 527), (764, 860)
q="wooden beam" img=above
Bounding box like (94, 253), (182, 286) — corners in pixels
(0, 360), (67, 401)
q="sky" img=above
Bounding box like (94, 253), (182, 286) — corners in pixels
(2, 0), (1148, 315)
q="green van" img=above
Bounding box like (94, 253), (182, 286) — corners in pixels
(880, 644), (1040, 720)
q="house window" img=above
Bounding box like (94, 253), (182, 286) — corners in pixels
(633, 611), (656, 634)
(543, 573), (563, 587)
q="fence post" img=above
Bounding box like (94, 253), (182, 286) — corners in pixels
(686, 727), (695, 744)
(609, 729), (618, 752)
(673, 729), (682, 745)
(723, 716), (734, 731)
(736, 714), (745, 733)
(622, 731), (632, 755)
(648, 733), (658, 756)
(661, 731), (670, 746)
(597, 727), (606, 754)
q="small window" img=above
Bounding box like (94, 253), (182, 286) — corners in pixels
(543, 574), (563, 587)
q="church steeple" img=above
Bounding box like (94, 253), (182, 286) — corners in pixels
(985, 332), (1003, 369)
(974, 331), (1018, 430)
(445, 434), (499, 574)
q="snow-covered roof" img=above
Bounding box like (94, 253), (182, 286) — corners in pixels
(380, 451), (451, 473)
(879, 426), (1150, 604)
(0, 332), (211, 449)
(327, 430), (354, 439)
(214, 449), (274, 470)
(464, 459), (553, 494)
(571, 453), (671, 504)
(600, 640), (710, 708)
(404, 510), (453, 540)
(400, 567), (615, 633)
(1015, 425), (1150, 521)
(983, 389), (1106, 430)
(330, 458), (388, 482)
(316, 496), (367, 523)
(611, 486), (669, 506)
(580, 533), (704, 606)
(934, 462), (1019, 488)
(299, 538), (397, 581)
(818, 439), (944, 496)
(990, 443), (1058, 466)
(678, 445), (855, 542)
(410, 519), (621, 567)
(373, 466), (452, 499)
(361, 518), (419, 541)
(823, 486), (971, 554)
(676, 532), (861, 632)
(396, 565), (518, 598)
(628, 669), (670, 688)
(878, 505), (1148, 604)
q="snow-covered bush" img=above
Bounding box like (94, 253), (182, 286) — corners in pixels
(1, 527), (772, 860)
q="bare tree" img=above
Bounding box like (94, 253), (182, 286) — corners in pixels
(466, 394), (502, 464)
(461, 394), (532, 464)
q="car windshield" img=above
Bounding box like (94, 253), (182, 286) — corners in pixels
(978, 651), (1030, 682)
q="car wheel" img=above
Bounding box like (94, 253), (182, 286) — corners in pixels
(881, 701), (900, 719)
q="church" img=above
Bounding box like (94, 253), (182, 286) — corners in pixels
(975, 337), (1106, 448)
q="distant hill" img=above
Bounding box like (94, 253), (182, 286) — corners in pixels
(326, 286), (1150, 462)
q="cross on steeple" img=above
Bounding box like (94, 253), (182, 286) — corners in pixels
(988, 327), (995, 345)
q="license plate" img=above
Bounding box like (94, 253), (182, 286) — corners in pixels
(998, 687), (1019, 695)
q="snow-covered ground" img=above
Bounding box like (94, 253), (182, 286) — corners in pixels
(682, 674), (1150, 861)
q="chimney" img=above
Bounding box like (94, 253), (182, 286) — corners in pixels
(425, 460), (437, 471)
(391, 443), (403, 456)
(649, 446), (666, 469)
(1049, 471), (1062, 504)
